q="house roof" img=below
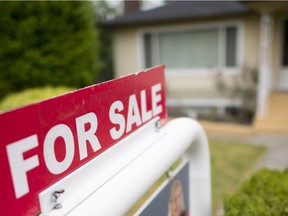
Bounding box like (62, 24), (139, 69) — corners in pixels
(100, 1), (252, 27)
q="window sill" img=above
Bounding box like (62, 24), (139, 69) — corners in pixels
(165, 68), (241, 76)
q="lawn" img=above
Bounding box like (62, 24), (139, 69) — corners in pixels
(209, 138), (266, 215)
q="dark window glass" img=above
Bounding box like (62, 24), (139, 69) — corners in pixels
(283, 20), (288, 66)
(144, 33), (152, 68)
(226, 27), (237, 67)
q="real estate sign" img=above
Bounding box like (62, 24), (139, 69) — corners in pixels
(0, 65), (166, 216)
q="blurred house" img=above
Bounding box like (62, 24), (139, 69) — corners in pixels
(101, 1), (288, 131)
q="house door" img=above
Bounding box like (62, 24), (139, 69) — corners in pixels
(278, 19), (288, 90)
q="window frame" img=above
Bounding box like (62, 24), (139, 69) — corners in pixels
(139, 21), (243, 76)
(282, 19), (288, 66)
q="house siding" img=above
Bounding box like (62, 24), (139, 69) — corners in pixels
(242, 15), (260, 70)
(113, 28), (140, 77)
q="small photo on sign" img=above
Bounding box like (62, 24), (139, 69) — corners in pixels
(138, 161), (189, 216)
(169, 180), (189, 216)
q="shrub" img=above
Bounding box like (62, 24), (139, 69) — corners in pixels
(0, 2), (99, 98)
(0, 86), (75, 111)
(224, 168), (288, 216)
(214, 67), (258, 124)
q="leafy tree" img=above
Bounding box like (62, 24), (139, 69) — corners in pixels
(0, 1), (99, 98)
(94, 0), (120, 21)
(94, 0), (118, 82)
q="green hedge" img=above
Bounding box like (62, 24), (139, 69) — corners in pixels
(0, 1), (98, 98)
(224, 168), (288, 216)
(0, 86), (75, 111)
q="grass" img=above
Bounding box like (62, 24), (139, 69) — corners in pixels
(209, 138), (266, 215)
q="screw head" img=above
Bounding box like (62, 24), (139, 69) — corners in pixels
(54, 203), (63, 209)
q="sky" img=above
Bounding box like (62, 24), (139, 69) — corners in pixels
(142, 0), (165, 10)
(106, 0), (165, 11)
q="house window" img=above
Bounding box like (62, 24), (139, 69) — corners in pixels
(144, 25), (239, 70)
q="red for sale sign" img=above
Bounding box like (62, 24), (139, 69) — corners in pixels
(0, 65), (166, 216)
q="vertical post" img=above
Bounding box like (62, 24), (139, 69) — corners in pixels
(186, 120), (211, 216)
(257, 11), (273, 118)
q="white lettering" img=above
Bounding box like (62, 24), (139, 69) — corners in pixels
(43, 124), (74, 174)
(151, 83), (163, 116)
(76, 112), (101, 160)
(141, 90), (152, 123)
(109, 100), (125, 140)
(126, 94), (142, 133)
(6, 135), (39, 198)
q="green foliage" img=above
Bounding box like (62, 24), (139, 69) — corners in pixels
(94, 0), (120, 21)
(94, 0), (117, 82)
(224, 168), (288, 216)
(0, 86), (75, 111)
(215, 67), (258, 123)
(0, 1), (98, 98)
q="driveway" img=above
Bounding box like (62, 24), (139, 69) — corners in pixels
(245, 134), (288, 170)
(209, 133), (288, 170)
